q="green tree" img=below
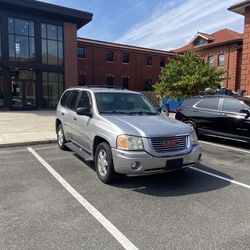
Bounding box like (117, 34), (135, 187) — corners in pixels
(154, 51), (227, 99)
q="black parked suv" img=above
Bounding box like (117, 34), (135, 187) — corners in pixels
(175, 95), (250, 143)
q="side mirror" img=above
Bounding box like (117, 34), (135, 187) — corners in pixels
(239, 109), (250, 118)
(76, 107), (92, 117)
(156, 106), (162, 112)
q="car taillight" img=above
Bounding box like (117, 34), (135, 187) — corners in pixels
(176, 108), (180, 113)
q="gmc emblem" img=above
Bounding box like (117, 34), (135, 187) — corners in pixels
(163, 139), (178, 148)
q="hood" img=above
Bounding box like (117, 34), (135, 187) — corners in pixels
(103, 114), (192, 137)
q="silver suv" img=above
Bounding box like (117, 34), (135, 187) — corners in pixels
(56, 86), (201, 183)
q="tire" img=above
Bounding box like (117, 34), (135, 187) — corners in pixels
(95, 142), (119, 184)
(185, 120), (197, 133)
(57, 124), (67, 150)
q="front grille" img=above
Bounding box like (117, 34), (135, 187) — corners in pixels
(150, 135), (188, 153)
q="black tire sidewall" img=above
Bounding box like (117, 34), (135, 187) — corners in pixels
(95, 142), (117, 184)
(57, 124), (66, 150)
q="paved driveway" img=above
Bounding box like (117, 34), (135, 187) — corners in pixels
(1, 138), (250, 249)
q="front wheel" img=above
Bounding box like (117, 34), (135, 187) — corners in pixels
(95, 142), (119, 184)
(185, 120), (197, 133)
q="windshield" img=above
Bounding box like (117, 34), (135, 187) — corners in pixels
(95, 92), (158, 115)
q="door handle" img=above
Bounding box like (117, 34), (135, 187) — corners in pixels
(73, 117), (77, 121)
(193, 109), (199, 112)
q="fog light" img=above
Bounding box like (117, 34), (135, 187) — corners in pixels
(131, 162), (141, 170)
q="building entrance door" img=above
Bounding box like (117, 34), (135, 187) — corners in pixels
(11, 70), (36, 110)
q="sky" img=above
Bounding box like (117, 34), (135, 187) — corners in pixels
(40, 0), (244, 50)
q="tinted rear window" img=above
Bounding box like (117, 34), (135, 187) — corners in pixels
(180, 98), (200, 109)
(60, 91), (71, 107)
(196, 98), (220, 110)
(67, 91), (79, 110)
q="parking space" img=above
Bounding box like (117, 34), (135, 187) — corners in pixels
(1, 140), (250, 249)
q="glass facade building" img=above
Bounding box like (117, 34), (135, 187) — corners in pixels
(0, 0), (92, 110)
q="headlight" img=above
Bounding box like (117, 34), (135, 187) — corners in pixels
(117, 135), (144, 151)
(190, 131), (198, 145)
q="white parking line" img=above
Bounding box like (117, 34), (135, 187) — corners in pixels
(199, 140), (250, 154)
(27, 147), (138, 250)
(190, 166), (250, 189)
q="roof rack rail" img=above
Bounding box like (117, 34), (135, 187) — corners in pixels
(81, 85), (126, 90)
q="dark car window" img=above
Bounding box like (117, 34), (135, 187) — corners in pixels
(67, 90), (79, 110)
(222, 99), (249, 113)
(77, 91), (91, 109)
(196, 98), (220, 110)
(181, 98), (201, 109)
(60, 91), (71, 107)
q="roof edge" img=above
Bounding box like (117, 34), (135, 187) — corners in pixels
(228, 0), (250, 15)
(77, 37), (176, 56)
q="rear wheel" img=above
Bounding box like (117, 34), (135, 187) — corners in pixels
(57, 124), (67, 150)
(95, 142), (119, 184)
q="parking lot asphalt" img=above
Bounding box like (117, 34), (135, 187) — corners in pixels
(1, 139), (250, 250)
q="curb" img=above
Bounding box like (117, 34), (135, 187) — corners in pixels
(0, 139), (57, 148)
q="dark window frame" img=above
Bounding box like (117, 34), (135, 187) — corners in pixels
(106, 75), (114, 86)
(106, 51), (114, 62)
(41, 22), (64, 66)
(208, 55), (214, 66)
(8, 17), (35, 63)
(218, 54), (224, 67)
(42, 71), (64, 108)
(77, 47), (85, 59)
(146, 56), (152, 66)
(160, 58), (165, 68)
(122, 77), (129, 89)
(122, 52), (129, 64)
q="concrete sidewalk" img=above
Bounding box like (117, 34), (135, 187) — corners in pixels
(0, 111), (176, 147)
(0, 111), (56, 147)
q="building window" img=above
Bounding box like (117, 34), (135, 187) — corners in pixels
(106, 75), (114, 86)
(41, 23), (63, 65)
(78, 73), (86, 86)
(193, 37), (207, 46)
(160, 58), (165, 68)
(218, 54), (224, 67)
(43, 72), (64, 107)
(146, 56), (152, 66)
(106, 51), (114, 62)
(145, 76), (153, 91)
(77, 47), (85, 59)
(122, 76), (129, 89)
(8, 17), (35, 62)
(208, 55), (214, 66)
(0, 72), (3, 107)
(123, 53), (129, 64)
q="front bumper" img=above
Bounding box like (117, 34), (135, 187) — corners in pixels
(112, 145), (202, 175)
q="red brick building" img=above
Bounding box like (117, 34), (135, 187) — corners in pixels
(77, 38), (176, 91)
(229, 0), (250, 95)
(173, 29), (243, 91)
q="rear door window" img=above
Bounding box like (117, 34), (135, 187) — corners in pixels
(222, 98), (249, 113)
(67, 90), (80, 110)
(196, 98), (220, 110)
(60, 91), (71, 107)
